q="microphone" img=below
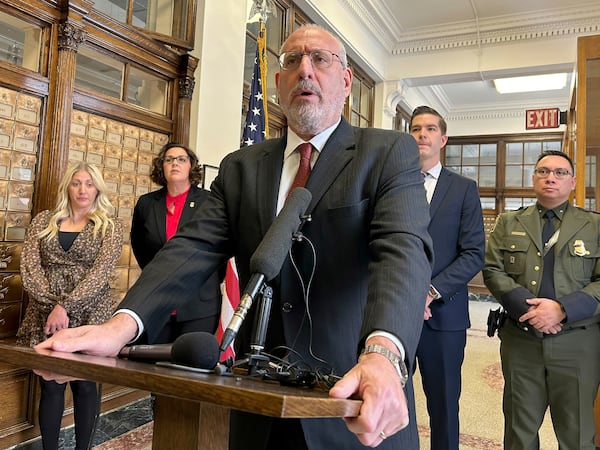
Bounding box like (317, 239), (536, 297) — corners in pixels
(219, 187), (312, 353)
(119, 331), (220, 370)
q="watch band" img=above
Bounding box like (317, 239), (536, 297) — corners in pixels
(429, 284), (441, 300)
(361, 344), (408, 387)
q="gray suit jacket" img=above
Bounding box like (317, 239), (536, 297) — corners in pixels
(120, 118), (433, 449)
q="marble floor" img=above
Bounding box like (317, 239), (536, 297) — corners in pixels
(9, 397), (153, 450)
(7, 301), (578, 449)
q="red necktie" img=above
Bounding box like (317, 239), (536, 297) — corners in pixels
(289, 143), (313, 194)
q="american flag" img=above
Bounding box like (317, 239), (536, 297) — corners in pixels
(217, 22), (269, 362)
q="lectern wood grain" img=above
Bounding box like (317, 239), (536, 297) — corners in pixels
(0, 344), (361, 449)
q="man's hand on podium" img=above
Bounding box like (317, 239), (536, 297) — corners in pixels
(329, 336), (408, 447)
(34, 313), (139, 357)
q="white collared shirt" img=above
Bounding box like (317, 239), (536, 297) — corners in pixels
(423, 161), (442, 204)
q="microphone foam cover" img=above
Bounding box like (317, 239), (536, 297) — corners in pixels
(171, 332), (220, 369)
(250, 187), (312, 280)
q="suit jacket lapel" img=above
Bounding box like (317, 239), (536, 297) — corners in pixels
(429, 168), (452, 218)
(305, 118), (355, 213)
(178, 185), (200, 230)
(149, 188), (168, 246)
(256, 138), (285, 236)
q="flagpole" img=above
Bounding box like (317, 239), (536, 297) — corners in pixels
(217, 6), (271, 362)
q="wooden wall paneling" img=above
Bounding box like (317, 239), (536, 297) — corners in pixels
(0, 0), (198, 445)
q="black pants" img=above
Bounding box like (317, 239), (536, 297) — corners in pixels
(38, 378), (100, 450)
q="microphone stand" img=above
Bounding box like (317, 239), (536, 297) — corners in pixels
(228, 285), (274, 376)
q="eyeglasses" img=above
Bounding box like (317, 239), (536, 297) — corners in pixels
(163, 155), (190, 164)
(533, 167), (572, 179)
(278, 49), (343, 71)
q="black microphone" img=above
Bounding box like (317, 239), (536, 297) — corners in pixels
(119, 331), (220, 370)
(219, 187), (312, 353)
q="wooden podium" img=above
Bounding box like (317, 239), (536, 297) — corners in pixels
(0, 344), (361, 449)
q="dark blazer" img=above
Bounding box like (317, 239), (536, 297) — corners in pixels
(130, 184), (222, 323)
(120, 118), (434, 450)
(426, 167), (485, 331)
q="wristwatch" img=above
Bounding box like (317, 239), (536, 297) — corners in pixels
(428, 284), (441, 300)
(361, 344), (408, 387)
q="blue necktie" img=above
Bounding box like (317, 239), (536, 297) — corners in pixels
(539, 210), (555, 298)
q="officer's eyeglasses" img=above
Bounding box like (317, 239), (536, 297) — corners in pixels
(278, 49), (343, 71)
(163, 155), (190, 164)
(533, 167), (572, 179)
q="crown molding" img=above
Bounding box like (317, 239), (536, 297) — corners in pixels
(393, 13), (600, 55)
(310, 1), (600, 56)
(336, 0), (396, 49)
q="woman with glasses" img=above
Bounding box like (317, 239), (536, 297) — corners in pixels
(131, 142), (223, 344)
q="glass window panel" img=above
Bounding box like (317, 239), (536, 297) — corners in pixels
(360, 116), (368, 128)
(75, 47), (124, 99)
(523, 165), (535, 187)
(504, 197), (536, 211)
(524, 142), (541, 163)
(505, 165), (523, 187)
(361, 83), (370, 117)
(461, 165), (478, 182)
(265, 8), (282, 50)
(479, 166), (496, 187)
(447, 166), (460, 175)
(445, 145), (461, 166)
(586, 155), (596, 188)
(351, 79), (360, 112)
(94, 0), (128, 23)
(480, 198), (496, 210)
(127, 66), (167, 114)
(0, 12), (42, 72)
(543, 141), (561, 151)
(266, 52), (278, 105)
(506, 142), (523, 164)
(480, 144), (496, 164)
(96, 0), (189, 41)
(243, 39), (254, 87)
(350, 112), (359, 127)
(462, 144), (479, 165)
(247, 21), (260, 38)
(504, 197), (523, 211)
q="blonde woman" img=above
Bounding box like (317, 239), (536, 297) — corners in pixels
(17, 161), (123, 450)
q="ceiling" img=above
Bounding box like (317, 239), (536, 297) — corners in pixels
(349, 0), (600, 116)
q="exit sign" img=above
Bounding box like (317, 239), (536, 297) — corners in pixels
(526, 108), (560, 129)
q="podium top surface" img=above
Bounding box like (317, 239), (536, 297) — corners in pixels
(0, 343), (361, 419)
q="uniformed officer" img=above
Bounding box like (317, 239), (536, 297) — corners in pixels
(483, 150), (600, 450)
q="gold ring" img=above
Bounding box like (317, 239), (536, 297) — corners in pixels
(379, 431), (387, 440)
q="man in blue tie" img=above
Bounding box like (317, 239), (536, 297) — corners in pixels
(409, 105), (485, 450)
(484, 150), (600, 449)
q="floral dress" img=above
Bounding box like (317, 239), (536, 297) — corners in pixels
(17, 210), (123, 347)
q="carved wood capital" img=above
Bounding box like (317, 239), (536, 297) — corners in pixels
(58, 22), (87, 52)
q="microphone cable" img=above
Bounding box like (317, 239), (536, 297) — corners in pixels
(287, 234), (340, 386)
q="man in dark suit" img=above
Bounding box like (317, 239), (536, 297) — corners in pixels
(38, 24), (433, 450)
(410, 106), (485, 450)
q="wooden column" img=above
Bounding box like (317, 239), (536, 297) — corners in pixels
(37, 7), (89, 211)
(174, 54), (199, 146)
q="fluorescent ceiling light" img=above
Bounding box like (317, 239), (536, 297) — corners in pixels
(494, 73), (567, 94)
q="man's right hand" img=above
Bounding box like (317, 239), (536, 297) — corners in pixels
(34, 313), (139, 357)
